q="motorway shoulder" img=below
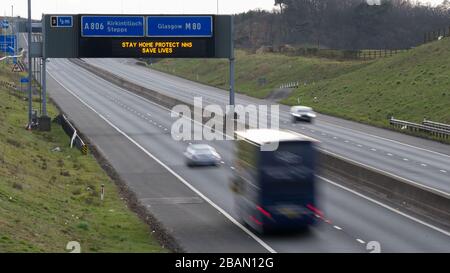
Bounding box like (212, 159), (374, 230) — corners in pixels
(46, 73), (270, 253)
(82, 58), (450, 193)
(45, 59), (450, 253)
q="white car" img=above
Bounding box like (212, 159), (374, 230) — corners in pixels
(290, 106), (316, 123)
(184, 144), (221, 167)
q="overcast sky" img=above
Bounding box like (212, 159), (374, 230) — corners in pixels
(1, 0), (446, 19)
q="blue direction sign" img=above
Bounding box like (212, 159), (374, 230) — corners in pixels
(147, 16), (213, 37)
(50, 16), (73, 27)
(0, 35), (16, 52)
(20, 77), (29, 83)
(1, 20), (9, 28)
(81, 16), (145, 37)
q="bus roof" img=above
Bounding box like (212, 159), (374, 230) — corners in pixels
(235, 129), (318, 145)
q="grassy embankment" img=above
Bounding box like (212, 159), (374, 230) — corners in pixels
(283, 39), (450, 127)
(151, 50), (367, 99)
(0, 62), (165, 252)
(151, 41), (450, 130)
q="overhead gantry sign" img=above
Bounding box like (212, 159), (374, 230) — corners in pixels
(43, 14), (232, 59)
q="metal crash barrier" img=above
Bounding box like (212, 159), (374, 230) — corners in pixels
(390, 117), (450, 139)
(54, 114), (89, 155)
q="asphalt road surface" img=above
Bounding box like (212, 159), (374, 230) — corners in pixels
(42, 58), (450, 252)
(81, 58), (450, 195)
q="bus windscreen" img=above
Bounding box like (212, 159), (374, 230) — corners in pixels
(260, 142), (315, 184)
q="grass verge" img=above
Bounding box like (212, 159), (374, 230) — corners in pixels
(0, 61), (166, 253)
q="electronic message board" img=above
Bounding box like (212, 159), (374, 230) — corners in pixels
(79, 39), (214, 58)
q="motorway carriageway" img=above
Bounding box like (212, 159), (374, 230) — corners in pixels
(43, 58), (450, 252)
(82, 58), (450, 195)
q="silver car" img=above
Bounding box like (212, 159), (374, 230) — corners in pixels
(184, 144), (222, 167)
(290, 106), (317, 123)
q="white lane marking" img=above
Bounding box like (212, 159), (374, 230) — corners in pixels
(49, 73), (277, 254)
(90, 60), (450, 198)
(69, 59), (450, 196)
(319, 149), (449, 197)
(65, 59), (448, 246)
(371, 148), (377, 152)
(403, 158), (409, 161)
(344, 140), (349, 143)
(147, 113), (152, 116)
(356, 239), (365, 244)
(318, 176), (450, 237)
(60, 62), (293, 144)
(319, 119), (450, 159)
(440, 170), (447, 173)
(387, 153), (393, 156)
(334, 226), (342, 230)
(421, 164), (427, 167)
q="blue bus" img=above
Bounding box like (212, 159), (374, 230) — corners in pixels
(231, 129), (319, 233)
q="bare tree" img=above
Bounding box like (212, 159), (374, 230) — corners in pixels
(234, 0), (450, 50)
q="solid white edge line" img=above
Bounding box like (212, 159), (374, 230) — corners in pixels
(67, 61), (450, 196)
(48, 72), (277, 254)
(318, 175), (450, 237)
(64, 60), (238, 139)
